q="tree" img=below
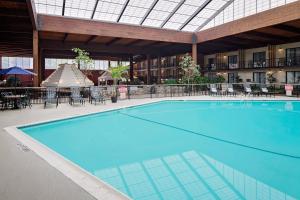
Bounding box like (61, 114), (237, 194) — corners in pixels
(179, 54), (199, 85)
(108, 64), (129, 85)
(72, 48), (93, 80)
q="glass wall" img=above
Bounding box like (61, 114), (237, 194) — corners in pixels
(45, 58), (129, 70)
(201, 0), (297, 30)
(1, 57), (33, 69)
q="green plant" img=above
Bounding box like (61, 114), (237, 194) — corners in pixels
(108, 64), (129, 85)
(179, 54), (199, 85)
(164, 79), (177, 84)
(193, 76), (210, 84)
(72, 48), (93, 78)
(108, 64), (129, 99)
(213, 75), (225, 83)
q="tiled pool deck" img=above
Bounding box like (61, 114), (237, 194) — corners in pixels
(1, 95), (299, 200)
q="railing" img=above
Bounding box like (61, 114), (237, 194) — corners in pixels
(1, 83), (300, 107)
(203, 56), (300, 71)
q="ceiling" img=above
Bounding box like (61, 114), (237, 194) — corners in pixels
(34, 0), (298, 32)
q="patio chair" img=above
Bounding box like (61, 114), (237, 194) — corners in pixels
(44, 87), (58, 108)
(90, 86), (105, 105)
(210, 84), (219, 96)
(260, 84), (271, 97)
(20, 91), (32, 108)
(70, 87), (85, 105)
(221, 84), (228, 96)
(244, 84), (252, 96)
(1, 92), (14, 110)
(227, 84), (236, 96)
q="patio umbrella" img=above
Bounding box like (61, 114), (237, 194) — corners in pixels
(0, 66), (36, 92)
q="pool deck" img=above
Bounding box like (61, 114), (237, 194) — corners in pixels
(0, 95), (299, 200)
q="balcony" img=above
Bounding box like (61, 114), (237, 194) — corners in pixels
(202, 56), (300, 71)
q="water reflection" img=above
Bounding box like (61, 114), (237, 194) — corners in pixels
(94, 151), (296, 200)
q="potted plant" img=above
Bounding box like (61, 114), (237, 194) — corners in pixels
(108, 64), (129, 103)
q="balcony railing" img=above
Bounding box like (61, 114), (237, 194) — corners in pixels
(203, 56), (300, 71)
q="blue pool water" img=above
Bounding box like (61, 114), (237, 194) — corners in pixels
(21, 101), (300, 200)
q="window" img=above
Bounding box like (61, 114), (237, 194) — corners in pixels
(228, 55), (238, 69)
(228, 72), (238, 83)
(253, 52), (266, 68)
(253, 72), (266, 84)
(286, 71), (300, 84)
(2, 57), (33, 69)
(286, 47), (300, 67)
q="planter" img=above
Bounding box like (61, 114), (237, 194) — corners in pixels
(111, 96), (118, 103)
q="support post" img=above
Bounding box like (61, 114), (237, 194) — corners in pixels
(157, 55), (161, 84)
(147, 54), (151, 84)
(192, 43), (198, 65)
(33, 30), (41, 86)
(129, 56), (134, 82)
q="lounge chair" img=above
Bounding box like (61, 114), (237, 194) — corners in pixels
(260, 85), (271, 97)
(221, 84), (228, 96)
(210, 84), (219, 96)
(90, 86), (105, 105)
(227, 84), (236, 96)
(70, 87), (85, 105)
(244, 84), (252, 96)
(44, 87), (58, 108)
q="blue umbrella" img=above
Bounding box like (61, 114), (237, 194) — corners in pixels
(0, 66), (36, 88)
(0, 66), (36, 75)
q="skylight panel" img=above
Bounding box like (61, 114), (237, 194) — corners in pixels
(206, 0), (228, 10)
(93, 0), (126, 22)
(163, 21), (182, 30)
(64, 0), (97, 18)
(154, 0), (180, 13)
(142, 18), (164, 27)
(120, 0), (156, 25)
(35, 0), (63, 15)
(182, 24), (198, 32)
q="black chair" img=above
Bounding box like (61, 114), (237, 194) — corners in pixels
(70, 87), (85, 105)
(44, 87), (58, 108)
(90, 86), (105, 105)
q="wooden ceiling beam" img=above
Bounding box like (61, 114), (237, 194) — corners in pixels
(272, 24), (300, 34)
(37, 14), (193, 44)
(85, 35), (97, 44)
(105, 38), (121, 46)
(26, 0), (37, 30)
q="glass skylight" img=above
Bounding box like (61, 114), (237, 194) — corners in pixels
(34, 0), (299, 32)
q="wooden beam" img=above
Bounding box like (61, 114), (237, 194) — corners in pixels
(40, 40), (159, 55)
(192, 43), (197, 65)
(26, 0), (37, 30)
(62, 33), (68, 43)
(106, 38), (121, 46)
(272, 24), (300, 34)
(33, 30), (40, 86)
(38, 14), (193, 44)
(196, 1), (300, 43)
(85, 35), (97, 44)
(147, 54), (151, 84)
(126, 39), (142, 46)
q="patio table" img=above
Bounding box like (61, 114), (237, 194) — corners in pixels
(4, 95), (26, 109)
